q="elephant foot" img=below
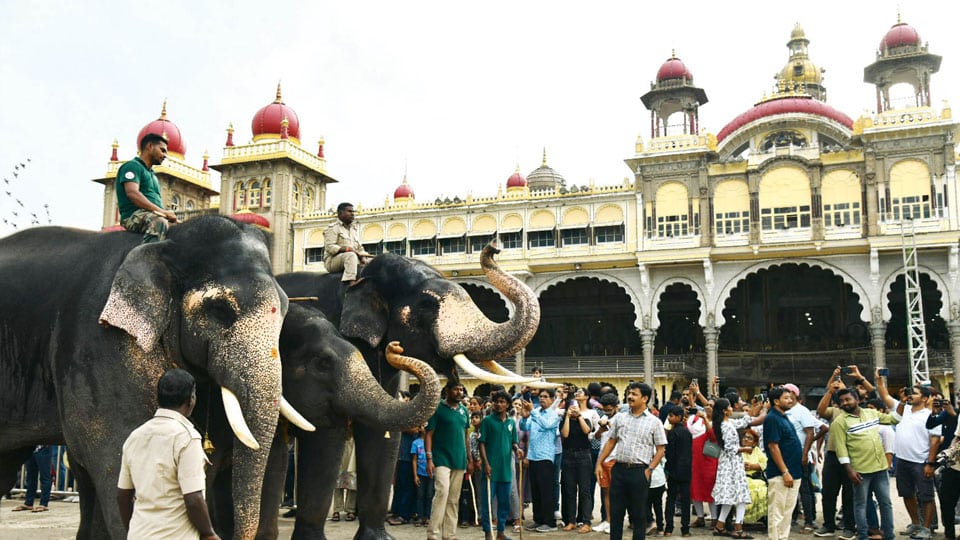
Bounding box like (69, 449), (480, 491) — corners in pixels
(354, 524), (395, 540)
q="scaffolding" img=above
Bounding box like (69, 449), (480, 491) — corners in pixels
(901, 218), (930, 385)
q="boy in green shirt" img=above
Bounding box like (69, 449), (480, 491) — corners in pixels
(116, 133), (178, 243)
(479, 390), (524, 540)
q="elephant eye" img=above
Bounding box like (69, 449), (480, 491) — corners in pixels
(206, 298), (239, 326)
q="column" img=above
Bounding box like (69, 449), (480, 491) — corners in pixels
(704, 326), (719, 386)
(515, 348), (526, 378)
(641, 328), (655, 385)
(949, 321), (960, 387)
(870, 320), (887, 368)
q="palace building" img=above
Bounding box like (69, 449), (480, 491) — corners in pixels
(94, 20), (960, 399)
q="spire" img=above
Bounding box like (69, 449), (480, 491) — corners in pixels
(225, 123), (235, 147)
(202, 150), (209, 172)
(317, 136), (325, 158)
(160, 98), (168, 119)
(671, 49), (676, 59)
(541, 147), (548, 167)
(274, 81), (283, 104)
(110, 138), (119, 161)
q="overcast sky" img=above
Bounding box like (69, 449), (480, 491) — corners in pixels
(1, 0), (956, 236)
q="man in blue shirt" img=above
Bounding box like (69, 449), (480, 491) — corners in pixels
(764, 386), (803, 540)
(520, 388), (561, 532)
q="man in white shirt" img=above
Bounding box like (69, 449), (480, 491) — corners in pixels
(784, 383), (823, 532)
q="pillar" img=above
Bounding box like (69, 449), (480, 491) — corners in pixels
(515, 348), (526, 377)
(871, 320), (887, 368)
(949, 321), (960, 386)
(704, 326), (719, 387)
(641, 328), (655, 385)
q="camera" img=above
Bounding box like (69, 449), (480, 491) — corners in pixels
(841, 366), (853, 375)
(686, 407), (698, 415)
(878, 367), (890, 377)
(935, 399), (948, 407)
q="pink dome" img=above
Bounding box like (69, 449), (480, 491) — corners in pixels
(251, 84), (301, 142)
(394, 182), (414, 199)
(230, 211), (271, 229)
(656, 57), (693, 82)
(137, 101), (186, 157)
(506, 171), (527, 188)
(717, 96), (854, 142)
(880, 22), (921, 50)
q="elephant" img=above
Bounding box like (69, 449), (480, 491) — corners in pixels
(198, 302), (441, 539)
(0, 216), (313, 539)
(276, 243), (545, 540)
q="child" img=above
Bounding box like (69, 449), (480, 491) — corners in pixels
(459, 411), (483, 527)
(411, 425), (433, 527)
(593, 392), (620, 534)
(647, 460), (667, 535)
(665, 407), (693, 536)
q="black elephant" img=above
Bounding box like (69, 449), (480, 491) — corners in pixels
(0, 216), (313, 540)
(199, 302), (441, 538)
(276, 244), (543, 540)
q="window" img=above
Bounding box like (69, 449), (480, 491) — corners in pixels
(305, 247), (324, 264)
(761, 205), (811, 230)
(824, 202), (861, 227)
(262, 179), (272, 207)
(234, 182), (246, 210)
(528, 230), (555, 248)
(715, 211), (749, 235)
(362, 242), (382, 256)
(185, 200), (195, 210)
(595, 225), (624, 243)
(469, 235), (494, 253)
(305, 187), (315, 213)
(439, 236), (466, 255)
(500, 232), (522, 249)
(410, 239), (436, 256)
(384, 241), (405, 255)
(292, 183), (301, 211)
(657, 214), (688, 237)
(249, 181), (261, 208)
(560, 228), (588, 247)
(893, 195), (931, 220)
(170, 194), (181, 211)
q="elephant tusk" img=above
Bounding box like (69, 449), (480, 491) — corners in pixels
(221, 387), (261, 451)
(480, 360), (560, 388)
(524, 380), (563, 389)
(280, 397), (316, 432)
(453, 354), (539, 384)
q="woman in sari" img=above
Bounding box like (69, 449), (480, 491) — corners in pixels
(740, 428), (767, 525)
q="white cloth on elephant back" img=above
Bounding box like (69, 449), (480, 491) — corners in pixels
(118, 408), (208, 539)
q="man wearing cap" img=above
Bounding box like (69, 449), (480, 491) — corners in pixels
(783, 383), (823, 533)
(116, 133), (178, 243)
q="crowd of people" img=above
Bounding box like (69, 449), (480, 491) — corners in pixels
(381, 365), (960, 540)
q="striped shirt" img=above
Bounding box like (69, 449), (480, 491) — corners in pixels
(608, 408), (667, 466)
(831, 407), (900, 474)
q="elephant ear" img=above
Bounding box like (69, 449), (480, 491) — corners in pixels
(340, 278), (388, 348)
(99, 242), (174, 352)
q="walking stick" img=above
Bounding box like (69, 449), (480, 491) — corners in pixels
(486, 472), (495, 538)
(518, 458), (524, 540)
(468, 473), (479, 526)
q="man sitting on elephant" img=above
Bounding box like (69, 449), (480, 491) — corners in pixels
(323, 202), (370, 286)
(116, 132), (179, 243)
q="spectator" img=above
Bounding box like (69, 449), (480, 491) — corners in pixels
(688, 380), (719, 527)
(479, 390), (524, 540)
(594, 392), (620, 533)
(13, 445), (54, 513)
(388, 420), (419, 525)
(595, 381), (667, 540)
(646, 461), (667, 536)
(332, 426), (358, 522)
(710, 398), (754, 539)
(831, 386), (899, 540)
(665, 407), (693, 537)
(520, 388), (561, 533)
(459, 411), (482, 528)
(559, 390), (595, 533)
(815, 368), (858, 539)
(425, 381), (473, 540)
(660, 391), (683, 421)
(783, 383), (820, 533)
(741, 429), (768, 525)
(764, 386), (803, 540)
(412, 424), (434, 527)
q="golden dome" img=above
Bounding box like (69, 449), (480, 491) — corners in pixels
(790, 23), (807, 41)
(779, 58), (822, 85)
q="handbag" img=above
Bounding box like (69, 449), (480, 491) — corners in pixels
(703, 439), (721, 459)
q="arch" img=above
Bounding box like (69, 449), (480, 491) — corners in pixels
(170, 194), (181, 211)
(304, 187), (315, 213)
(649, 277), (708, 329)
(529, 210), (556, 229)
(502, 213), (523, 230)
(596, 204), (624, 224)
(185, 199), (195, 210)
(441, 217), (467, 236)
(411, 219), (436, 239)
(472, 214), (497, 233)
(386, 222), (407, 240)
(234, 181), (246, 210)
(535, 271), (644, 327)
(361, 223), (384, 242)
(249, 181), (262, 208)
(879, 265), (951, 321)
(308, 228), (325, 245)
(456, 279), (513, 317)
(889, 159), (932, 220)
(561, 207), (589, 227)
(714, 180), (750, 235)
(262, 178), (272, 206)
(713, 259), (872, 327)
(759, 166), (811, 231)
(822, 169), (862, 227)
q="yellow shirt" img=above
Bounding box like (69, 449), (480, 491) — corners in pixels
(118, 408), (207, 539)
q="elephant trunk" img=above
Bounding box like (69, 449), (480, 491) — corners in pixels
(435, 243), (540, 362)
(339, 343), (440, 431)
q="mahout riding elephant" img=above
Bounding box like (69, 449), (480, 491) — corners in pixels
(0, 216), (313, 539)
(198, 302), (441, 538)
(276, 244), (543, 540)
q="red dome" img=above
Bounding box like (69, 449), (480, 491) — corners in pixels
(137, 101), (186, 157)
(506, 171), (527, 188)
(252, 84), (301, 142)
(656, 57), (693, 82)
(880, 22), (920, 50)
(717, 96), (854, 142)
(230, 211), (270, 229)
(394, 182), (415, 199)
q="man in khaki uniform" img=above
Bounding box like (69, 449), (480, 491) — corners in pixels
(118, 369), (219, 540)
(323, 202), (369, 285)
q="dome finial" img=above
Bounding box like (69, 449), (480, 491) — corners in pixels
(225, 122), (235, 147)
(275, 81), (283, 103)
(110, 138), (119, 161)
(542, 147), (548, 167)
(671, 49), (676, 59)
(897, 8), (902, 24)
(160, 98), (168, 119)
(202, 150), (210, 172)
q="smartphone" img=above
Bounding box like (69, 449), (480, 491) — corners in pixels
(691, 377), (698, 386)
(877, 367), (890, 377)
(761, 391), (768, 401)
(841, 366), (853, 375)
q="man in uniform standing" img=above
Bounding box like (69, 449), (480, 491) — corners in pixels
(323, 202), (369, 286)
(117, 368), (218, 539)
(116, 132), (178, 243)
(425, 381), (472, 540)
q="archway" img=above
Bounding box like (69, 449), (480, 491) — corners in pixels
(884, 273), (949, 350)
(461, 283), (509, 323)
(526, 277), (640, 358)
(655, 283), (703, 354)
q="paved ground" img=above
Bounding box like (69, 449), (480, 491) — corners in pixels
(0, 494), (923, 539)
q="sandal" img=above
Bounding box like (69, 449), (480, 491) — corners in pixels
(387, 517), (406, 525)
(713, 525), (729, 537)
(730, 530), (753, 539)
(12, 504), (33, 512)
(331, 512), (340, 522)
(31, 506), (49, 513)
(345, 512), (356, 521)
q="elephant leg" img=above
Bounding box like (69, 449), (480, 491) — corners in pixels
(352, 422), (401, 540)
(72, 460), (112, 540)
(0, 447), (34, 498)
(256, 429), (289, 539)
(208, 459), (235, 539)
(292, 426), (346, 540)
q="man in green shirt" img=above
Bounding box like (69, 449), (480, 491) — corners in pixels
(116, 133), (178, 243)
(479, 390), (524, 540)
(832, 387), (900, 540)
(425, 381), (472, 540)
